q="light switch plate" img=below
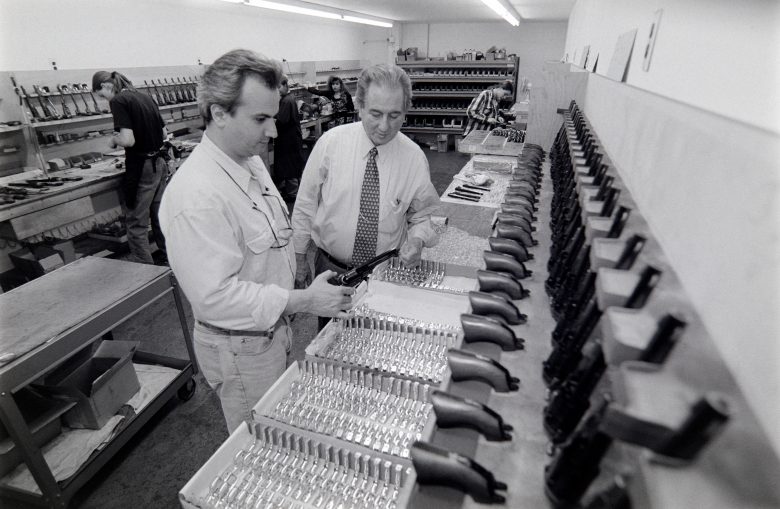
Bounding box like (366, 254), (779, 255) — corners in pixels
(643, 9), (663, 71)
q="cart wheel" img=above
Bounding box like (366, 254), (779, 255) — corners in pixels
(177, 378), (197, 401)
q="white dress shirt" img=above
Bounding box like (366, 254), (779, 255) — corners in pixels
(292, 122), (441, 264)
(159, 134), (295, 331)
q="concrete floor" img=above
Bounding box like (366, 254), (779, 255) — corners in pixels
(66, 147), (470, 508)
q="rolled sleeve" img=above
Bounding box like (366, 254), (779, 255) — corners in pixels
(165, 207), (289, 331)
(406, 156), (441, 248)
(291, 135), (329, 254)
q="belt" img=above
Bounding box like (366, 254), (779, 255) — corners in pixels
(318, 247), (353, 271)
(196, 320), (273, 338)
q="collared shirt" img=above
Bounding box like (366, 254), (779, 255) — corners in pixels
(291, 122), (441, 264)
(159, 133), (294, 331)
(464, 89), (499, 136)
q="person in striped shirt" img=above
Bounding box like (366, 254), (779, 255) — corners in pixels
(463, 81), (513, 136)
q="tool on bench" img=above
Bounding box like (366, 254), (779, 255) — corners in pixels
(80, 83), (109, 113)
(33, 85), (62, 119)
(71, 83), (96, 115)
(157, 78), (177, 104)
(447, 192), (480, 202)
(144, 80), (165, 105)
(42, 85), (72, 119)
(177, 77), (195, 101)
(24, 85), (56, 120)
(11, 77), (42, 121)
(58, 84), (84, 116)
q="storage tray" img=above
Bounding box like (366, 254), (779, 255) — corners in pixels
(252, 360), (438, 461)
(306, 318), (461, 385)
(179, 419), (416, 509)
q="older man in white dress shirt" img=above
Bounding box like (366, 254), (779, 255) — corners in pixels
(291, 65), (441, 319)
(159, 49), (354, 432)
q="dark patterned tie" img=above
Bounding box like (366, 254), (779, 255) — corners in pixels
(351, 147), (380, 266)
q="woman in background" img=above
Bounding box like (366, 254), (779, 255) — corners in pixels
(307, 76), (354, 125)
(93, 70), (168, 264)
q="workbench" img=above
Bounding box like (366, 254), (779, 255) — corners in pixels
(0, 256), (197, 508)
(458, 129), (524, 157)
(0, 160), (124, 243)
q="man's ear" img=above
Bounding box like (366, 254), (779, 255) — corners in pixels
(210, 104), (228, 127)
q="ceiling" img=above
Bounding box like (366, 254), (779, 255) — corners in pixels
(302, 0), (575, 23)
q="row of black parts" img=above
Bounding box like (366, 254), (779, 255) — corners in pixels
(542, 104), (731, 508)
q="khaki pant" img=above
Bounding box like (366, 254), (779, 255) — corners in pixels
(193, 319), (292, 433)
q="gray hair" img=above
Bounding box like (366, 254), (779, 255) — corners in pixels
(198, 49), (283, 123)
(355, 64), (412, 112)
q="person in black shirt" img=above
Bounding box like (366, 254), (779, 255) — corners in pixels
(92, 71), (168, 264)
(273, 76), (304, 201)
(307, 76), (355, 125)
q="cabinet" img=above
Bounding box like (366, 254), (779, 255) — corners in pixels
(397, 58), (519, 135)
(0, 256), (197, 508)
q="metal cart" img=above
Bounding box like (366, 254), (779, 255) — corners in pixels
(0, 256), (197, 508)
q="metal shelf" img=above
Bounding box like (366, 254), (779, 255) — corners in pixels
(408, 109), (466, 116)
(408, 76), (512, 83)
(399, 60), (515, 68)
(29, 102), (198, 128)
(401, 126), (464, 134)
(412, 91), (480, 98)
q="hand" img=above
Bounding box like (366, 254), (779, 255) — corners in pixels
(486, 117), (497, 125)
(399, 237), (424, 267)
(294, 253), (311, 289)
(304, 271), (355, 318)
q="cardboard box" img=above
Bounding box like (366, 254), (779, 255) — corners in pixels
(9, 246), (64, 279)
(42, 341), (140, 430)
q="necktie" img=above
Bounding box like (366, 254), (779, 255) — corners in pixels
(351, 147), (380, 266)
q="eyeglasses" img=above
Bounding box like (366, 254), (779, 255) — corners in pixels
(216, 162), (293, 250)
(255, 192), (292, 249)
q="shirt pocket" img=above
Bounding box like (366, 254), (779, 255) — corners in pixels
(379, 197), (407, 234)
(244, 226), (276, 254)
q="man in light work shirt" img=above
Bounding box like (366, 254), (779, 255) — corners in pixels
(291, 64), (441, 321)
(463, 81), (513, 136)
(159, 49), (354, 432)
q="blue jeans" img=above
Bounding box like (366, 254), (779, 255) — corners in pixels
(193, 320), (292, 432)
(125, 157), (167, 264)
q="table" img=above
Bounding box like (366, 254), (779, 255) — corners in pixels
(0, 257), (197, 508)
(458, 129), (524, 157)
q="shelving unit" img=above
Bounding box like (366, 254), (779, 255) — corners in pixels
(398, 58), (519, 137)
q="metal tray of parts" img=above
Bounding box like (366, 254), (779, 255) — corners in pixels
(350, 278), (473, 329)
(179, 419), (416, 509)
(370, 258), (479, 296)
(305, 317), (462, 386)
(252, 360), (437, 461)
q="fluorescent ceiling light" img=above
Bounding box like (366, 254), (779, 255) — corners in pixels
(480, 0), (520, 26)
(342, 15), (392, 28)
(220, 0), (393, 27)
(244, 0), (342, 20)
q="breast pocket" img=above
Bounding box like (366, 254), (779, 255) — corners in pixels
(379, 198), (407, 234)
(244, 227), (276, 254)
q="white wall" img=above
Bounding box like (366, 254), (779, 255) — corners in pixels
(400, 21), (568, 92)
(565, 0), (780, 454)
(0, 0), (390, 70)
(565, 0), (780, 134)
